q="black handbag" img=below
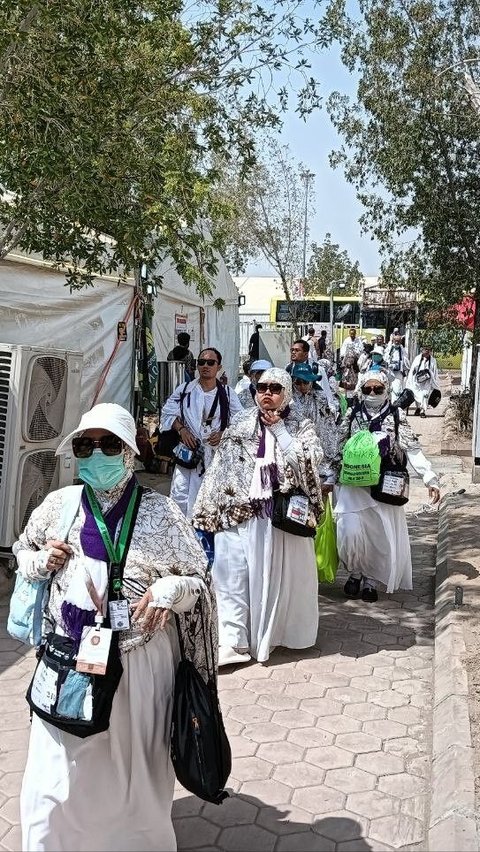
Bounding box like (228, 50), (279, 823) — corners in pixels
(370, 411), (409, 506)
(271, 488), (316, 538)
(429, 389), (442, 408)
(26, 629), (123, 738)
(25, 486), (143, 738)
(171, 606), (231, 805)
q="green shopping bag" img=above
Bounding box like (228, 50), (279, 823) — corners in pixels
(315, 496), (338, 584)
(339, 430), (381, 487)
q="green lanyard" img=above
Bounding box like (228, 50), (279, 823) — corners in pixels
(85, 485), (139, 591)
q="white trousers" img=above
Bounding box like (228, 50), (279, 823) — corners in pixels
(169, 465), (203, 519)
(213, 518), (319, 662)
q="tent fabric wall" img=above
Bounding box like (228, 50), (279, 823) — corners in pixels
(151, 256), (240, 389)
(0, 259), (135, 413)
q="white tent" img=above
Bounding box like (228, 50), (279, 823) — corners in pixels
(151, 255), (240, 390)
(0, 250), (240, 413)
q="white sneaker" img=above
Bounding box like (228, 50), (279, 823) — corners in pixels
(218, 646), (251, 667)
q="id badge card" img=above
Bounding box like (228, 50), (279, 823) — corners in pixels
(287, 494), (309, 525)
(109, 599), (131, 632)
(76, 626), (112, 675)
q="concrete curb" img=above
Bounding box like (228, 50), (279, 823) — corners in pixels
(429, 493), (479, 851)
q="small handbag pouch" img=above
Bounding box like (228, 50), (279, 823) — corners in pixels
(271, 488), (316, 538)
(370, 410), (409, 506)
(171, 604), (231, 804)
(173, 442), (204, 469)
(26, 486), (143, 738)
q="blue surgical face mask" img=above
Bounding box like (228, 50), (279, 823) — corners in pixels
(77, 449), (126, 490)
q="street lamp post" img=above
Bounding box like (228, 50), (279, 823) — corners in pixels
(300, 169), (315, 288)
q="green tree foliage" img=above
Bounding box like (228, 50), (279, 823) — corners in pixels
(305, 232), (362, 295)
(212, 139), (315, 329)
(0, 0), (334, 292)
(326, 0), (480, 325)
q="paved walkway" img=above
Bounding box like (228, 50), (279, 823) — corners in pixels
(0, 397), (460, 851)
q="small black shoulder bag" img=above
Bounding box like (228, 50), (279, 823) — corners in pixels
(26, 486), (143, 738)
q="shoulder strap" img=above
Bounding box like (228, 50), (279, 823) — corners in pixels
(108, 485), (143, 600)
(347, 402), (361, 437)
(179, 381), (190, 423)
(57, 485), (84, 541)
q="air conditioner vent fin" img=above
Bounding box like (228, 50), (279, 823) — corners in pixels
(0, 351), (12, 487)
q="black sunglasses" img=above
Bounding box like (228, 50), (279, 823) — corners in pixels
(256, 382), (284, 394)
(197, 358), (218, 367)
(72, 435), (124, 458)
(362, 386), (385, 396)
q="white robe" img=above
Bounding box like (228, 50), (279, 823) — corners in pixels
(406, 354), (440, 409)
(213, 518), (318, 662)
(160, 379), (242, 518)
(335, 444), (438, 592)
(15, 485), (210, 852)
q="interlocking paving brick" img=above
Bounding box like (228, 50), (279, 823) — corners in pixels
(378, 773), (427, 799)
(284, 681), (327, 699)
(244, 678), (286, 695)
(335, 732), (382, 754)
(231, 756), (272, 782)
(299, 698), (343, 717)
(0, 775), (23, 799)
(0, 800), (19, 827)
(355, 751), (405, 776)
(239, 779), (291, 804)
(325, 686), (367, 704)
(0, 824), (22, 852)
(220, 688), (260, 707)
(369, 690), (410, 708)
(324, 767), (376, 794)
(308, 673), (349, 689)
(369, 813), (424, 848)
(362, 720), (407, 739)
(350, 675), (391, 692)
(228, 704), (273, 725)
(201, 796), (259, 827)
(256, 692), (299, 712)
(344, 702), (387, 722)
(256, 804), (313, 834)
(218, 823), (278, 851)
(273, 762), (326, 789)
(387, 706), (422, 726)
(316, 715), (362, 735)
(383, 737), (424, 757)
(347, 789), (400, 819)
(257, 741), (304, 764)
(276, 829), (335, 851)
(175, 816), (220, 849)
(271, 707), (318, 729)
(242, 723), (287, 743)
(292, 784), (345, 814)
(311, 811), (369, 842)
(287, 728), (334, 749)
(305, 746), (354, 770)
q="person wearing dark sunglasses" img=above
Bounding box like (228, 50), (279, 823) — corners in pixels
(335, 368), (440, 604)
(160, 347), (242, 518)
(193, 367), (324, 667)
(14, 402), (215, 852)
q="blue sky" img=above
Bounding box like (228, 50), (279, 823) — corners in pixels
(247, 32), (383, 279)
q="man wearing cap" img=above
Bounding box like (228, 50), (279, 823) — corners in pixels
(291, 363), (340, 490)
(237, 359), (272, 409)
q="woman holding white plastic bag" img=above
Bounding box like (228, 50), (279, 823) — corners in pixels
(335, 369), (440, 603)
(406, 345), (440, 417)
(15, 403), (214, 852)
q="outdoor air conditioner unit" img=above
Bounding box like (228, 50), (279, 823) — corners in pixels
(0, 344), (83, 552)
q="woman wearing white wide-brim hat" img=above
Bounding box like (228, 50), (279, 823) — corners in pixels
(15, 403), (215, 852)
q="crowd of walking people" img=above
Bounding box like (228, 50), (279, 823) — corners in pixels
(11, 322), (441, 851)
